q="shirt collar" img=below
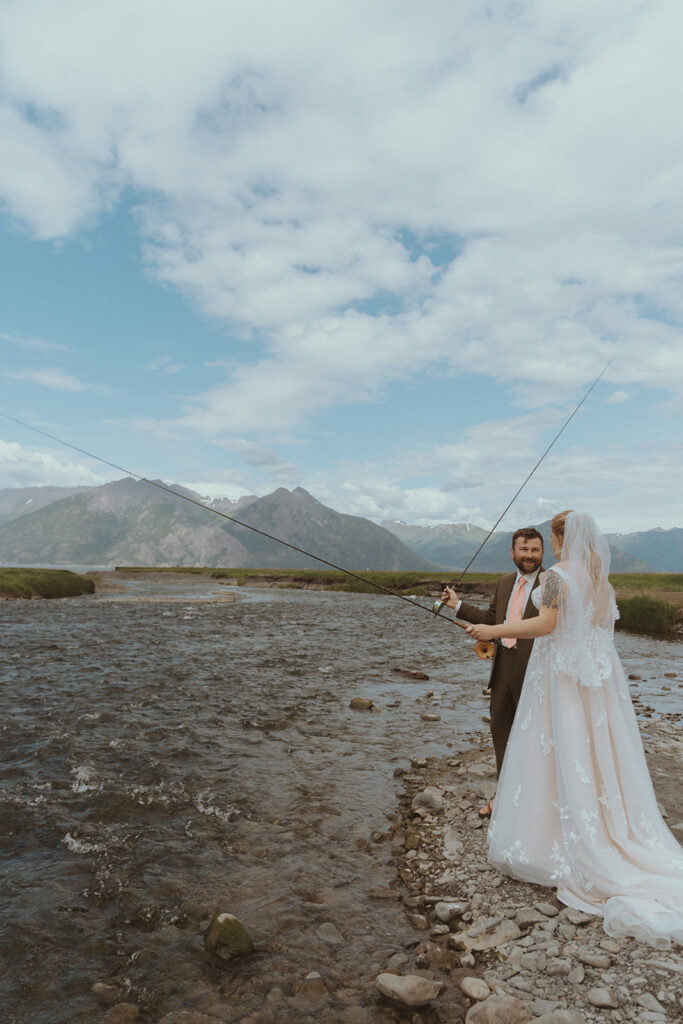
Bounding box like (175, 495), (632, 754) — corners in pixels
(515, 567), (541, 586)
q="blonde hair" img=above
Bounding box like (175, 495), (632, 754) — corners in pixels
(552, 509), (602, 583)
(551, 509), (572, 545)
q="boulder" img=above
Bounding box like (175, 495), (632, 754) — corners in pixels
(204, 911), (254, 959)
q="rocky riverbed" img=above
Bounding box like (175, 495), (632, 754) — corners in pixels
(88, 718), (682, 1024)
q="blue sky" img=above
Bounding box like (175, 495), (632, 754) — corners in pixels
(1, 0), (682, 532)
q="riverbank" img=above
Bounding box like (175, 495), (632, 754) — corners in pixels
(0, 567), (95, 599)
(383, 713), (683, 1022)
(109, 568), (683, 635)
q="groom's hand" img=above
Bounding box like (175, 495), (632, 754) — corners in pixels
(441, 585), (459, 609)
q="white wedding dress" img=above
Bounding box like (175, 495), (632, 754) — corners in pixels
(488, 512), (683, 948)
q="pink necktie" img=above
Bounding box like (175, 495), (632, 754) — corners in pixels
(502, 577), (527, 648)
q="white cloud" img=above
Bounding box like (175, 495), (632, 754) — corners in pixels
(9, 367), (88, 391)
(0, 439), (110, 488)
(0, 0), (682, 516)
(0, 330), (68, 353)
(147, 356), (186, 374)
(606, 390), (630, 404)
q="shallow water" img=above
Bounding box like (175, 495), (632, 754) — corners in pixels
(1, 579), (679, 1022)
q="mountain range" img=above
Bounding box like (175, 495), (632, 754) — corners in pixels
(380, 520), (659, 573)
(0, 479), (436, 571)
(0, 479), (680, 572)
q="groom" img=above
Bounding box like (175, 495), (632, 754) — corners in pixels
(442, 527), (545, 809)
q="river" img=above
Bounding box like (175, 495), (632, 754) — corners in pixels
(1, 575), (679, 1022)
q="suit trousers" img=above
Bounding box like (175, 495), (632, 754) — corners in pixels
(489, 644), (525, 777)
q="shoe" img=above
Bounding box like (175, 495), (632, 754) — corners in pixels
(478, 799), (494, 818)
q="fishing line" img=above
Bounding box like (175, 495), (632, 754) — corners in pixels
(0, 354), (614, 642)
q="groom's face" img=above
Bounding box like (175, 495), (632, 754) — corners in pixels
(511, 537), (543, 574)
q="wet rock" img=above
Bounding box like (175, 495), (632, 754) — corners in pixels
(298, 970), (327, 1002)
(316, 921), (344, 945)
(204, 911), (254, 959)
(421, 713), (442, 722)
(375, 973), (443, 1007)
(349, 697), (374, 710)
(368, 886), (402, 900)
(586, 987), (618, 1008)
(392, 667), (430, 680)
(412, 787), (444, 815)
(452, 916), (521, 952)
(628, 673), (642, 680)
(460, 977), (491, 1001)
(387, 952), (410, 970)
(465, 992), (533, 1024)
(101, 1005), (140, 1024)
(91, 983), (122, 1006)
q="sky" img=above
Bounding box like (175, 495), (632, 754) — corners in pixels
(1, 0), (682, 534)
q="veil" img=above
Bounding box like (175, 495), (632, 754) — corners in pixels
(549, 511), (617, 688)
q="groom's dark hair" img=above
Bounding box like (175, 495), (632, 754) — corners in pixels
(511, 527), (544, 548)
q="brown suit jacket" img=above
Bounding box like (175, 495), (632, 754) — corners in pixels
(457, 569), (544, 701)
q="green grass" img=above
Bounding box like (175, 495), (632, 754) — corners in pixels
(610, 573), (683, 593)
(615, 596), (679, 635)
(0, 568), (95, 599)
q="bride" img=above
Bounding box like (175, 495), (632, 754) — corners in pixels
(465, 510), (683, 948)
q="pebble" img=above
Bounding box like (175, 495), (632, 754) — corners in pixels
(561, 909), (592, 926)
(349, 697), (374, 710)
(636, 994), (666, 1013)
(516, 907), (548, 928)
(577, 949), (611, 969)
(375, 973), (443, 1007)
(459, 977), (491, 1001)
(298, 971), (327, 1003)
(566, 966), (585, 985)
(464, 992), (533, 1024)
(586, 986), (618, 1008)
(535, 902), (560, 917)
(316, 922), (344, 945)
(434, 899), (469, 922)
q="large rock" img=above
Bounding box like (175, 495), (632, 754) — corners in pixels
(465, 993), (533, 1024)
(412, 787), (444, 816)
(376, 973), (443, 1007)
(204, 911), (254, 959)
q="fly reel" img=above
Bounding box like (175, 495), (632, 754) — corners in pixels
(431, 599), (496, 660)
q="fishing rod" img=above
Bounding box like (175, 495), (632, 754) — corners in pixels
(0, 354), (614, 657)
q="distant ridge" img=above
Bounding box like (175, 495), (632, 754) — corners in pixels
(0, 480), (438, 571)
(383, 519), (658, 573)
